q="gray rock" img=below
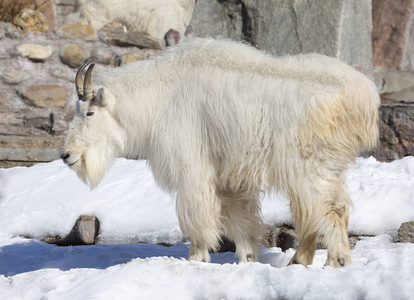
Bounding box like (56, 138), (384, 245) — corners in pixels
(398, 221), (414, 243)
(44, 216), (100, 246)
(191, 0), (373, 75)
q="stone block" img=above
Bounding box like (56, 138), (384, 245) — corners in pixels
(0, 135), (64, 164)
(60, 44), (90, 68)
(23, 85), (69, 108)
(17, 43), (53, 62)
(372, 0), (414, 72)
(56, 24), (96, 41)
(365, 103), (414, 161)
(191, 0), (373, 75)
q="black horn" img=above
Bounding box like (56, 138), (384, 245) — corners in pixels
(75, 60), (93, 100)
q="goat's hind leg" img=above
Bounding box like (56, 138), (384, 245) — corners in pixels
(321, 193), (351, 268)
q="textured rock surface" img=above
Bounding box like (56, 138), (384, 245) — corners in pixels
(191, 0), (373, 75)
(398, 221), (414, 243)
(372, 0), (414, 72)
(23, 85), (69, 107)
(43, 216), (100, 246)
(366, 104), (414, 161)
(0, 135), (64, 168)
(13, 8), (48, 33)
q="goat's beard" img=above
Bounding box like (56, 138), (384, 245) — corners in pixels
(72, 148), (116, 189)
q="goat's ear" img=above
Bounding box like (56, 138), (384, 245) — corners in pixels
(95, 88), (106, 106)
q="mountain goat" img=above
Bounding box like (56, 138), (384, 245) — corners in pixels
(79, 0), (196, 40)
(61, 38), (379, 268)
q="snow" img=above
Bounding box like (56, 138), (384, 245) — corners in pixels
(1, 157), (414, 299)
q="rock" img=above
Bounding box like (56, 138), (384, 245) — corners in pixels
(398, 221), (414, 243)
(121, 52), (144, 64)
(165, 29), (181, 47)
(23, 85), (69, 107)
(56, 24), (96, 41)
(36, 0), (56, 32)
(366, 103), (414, 161)
(374, 68), (414, 103)
(0, 135), (64, 166)
(1, 68), (30, 84)
(98, 21), (161, 49)
(60, 44), (90, 68)
(17, 44), (53, 62)
(372, 0), (414, 72)
(23, 113), (55, 135)
(13, 8), (48, 33)
(262, 224), (363, 251)
(191, 0), (373, 75)
(43, 216), (100, 246)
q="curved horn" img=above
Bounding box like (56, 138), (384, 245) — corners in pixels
(75, 60), (93, 100)
(83, 63), (95, 102)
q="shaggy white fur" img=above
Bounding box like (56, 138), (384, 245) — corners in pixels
(79, 0), (195, 40)
(62, 38), (380, 267)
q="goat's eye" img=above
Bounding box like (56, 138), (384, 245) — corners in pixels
(86, 112), (94, 116)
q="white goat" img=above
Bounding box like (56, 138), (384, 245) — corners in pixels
(61, 38), (379, 267)
(79, 0), (196, 40)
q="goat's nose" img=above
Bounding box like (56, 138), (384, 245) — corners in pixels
(60, 152), (70, 160)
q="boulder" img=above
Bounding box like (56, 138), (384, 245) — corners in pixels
(98, 21), (161, 50)
(190, 0), (373, 75)
(12, 8), (48, 33)
(23, 85), (69, 108)
(17, 43), (53, 62)
(43, 216), (100, 246)
(60, 44), (90, 68)
(56, 24), (96, 41)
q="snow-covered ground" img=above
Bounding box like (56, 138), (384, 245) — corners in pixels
(1, 157), (414, 299)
